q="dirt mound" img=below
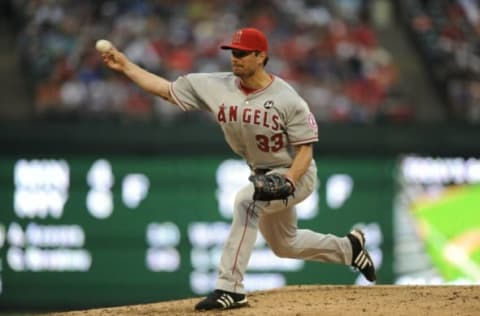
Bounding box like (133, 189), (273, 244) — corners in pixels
(46, 285), (480, 316)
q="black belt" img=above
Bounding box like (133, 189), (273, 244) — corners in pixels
(253, 168), (271, 175)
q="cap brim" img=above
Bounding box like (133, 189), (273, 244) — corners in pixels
(220, 44), (255, 51)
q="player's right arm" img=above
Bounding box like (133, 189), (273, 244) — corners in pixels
(101, 47), (176, 104)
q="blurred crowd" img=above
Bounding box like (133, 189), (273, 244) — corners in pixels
(404, 0), (480, 123)
(12, 0), (412, 124)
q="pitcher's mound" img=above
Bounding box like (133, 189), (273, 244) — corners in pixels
(47, 285), (480, 316)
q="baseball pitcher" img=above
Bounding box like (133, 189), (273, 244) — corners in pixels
(99, 27), (376, 311)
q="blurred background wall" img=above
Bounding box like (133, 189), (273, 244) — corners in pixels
(0, 0), (479, 313)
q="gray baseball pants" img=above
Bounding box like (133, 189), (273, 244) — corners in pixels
(216, 164), (353, 294)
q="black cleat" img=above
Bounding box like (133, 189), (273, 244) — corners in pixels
(194, 289), (248, 311)
(347, 229), (377, 282)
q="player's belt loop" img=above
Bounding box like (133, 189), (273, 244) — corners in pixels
(254, 168), (271, 175)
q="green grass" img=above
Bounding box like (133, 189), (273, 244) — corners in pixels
(412, 185), (480, 282)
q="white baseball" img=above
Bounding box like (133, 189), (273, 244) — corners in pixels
(95, 39), (112, 53)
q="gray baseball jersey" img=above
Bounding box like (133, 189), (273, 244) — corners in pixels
(169, 72), (353, 294)
(169, 72), (318, 170)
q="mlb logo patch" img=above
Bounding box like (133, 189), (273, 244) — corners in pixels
(263, 100), (274, 109)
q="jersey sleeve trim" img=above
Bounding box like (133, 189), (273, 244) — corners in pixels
(290, 137), (318, 145)
(169, 82), (191, 111)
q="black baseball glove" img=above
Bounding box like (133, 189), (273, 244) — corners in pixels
(249, 173), (295, 202)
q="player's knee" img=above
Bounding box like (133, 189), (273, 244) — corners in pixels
(270, 245), (296, 258)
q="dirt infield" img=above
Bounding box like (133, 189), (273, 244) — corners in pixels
(47, 285), (480, 316)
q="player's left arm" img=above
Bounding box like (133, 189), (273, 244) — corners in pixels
(284, 143), (313, 186)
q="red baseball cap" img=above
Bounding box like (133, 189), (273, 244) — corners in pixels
(220, 28), (268, 52)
